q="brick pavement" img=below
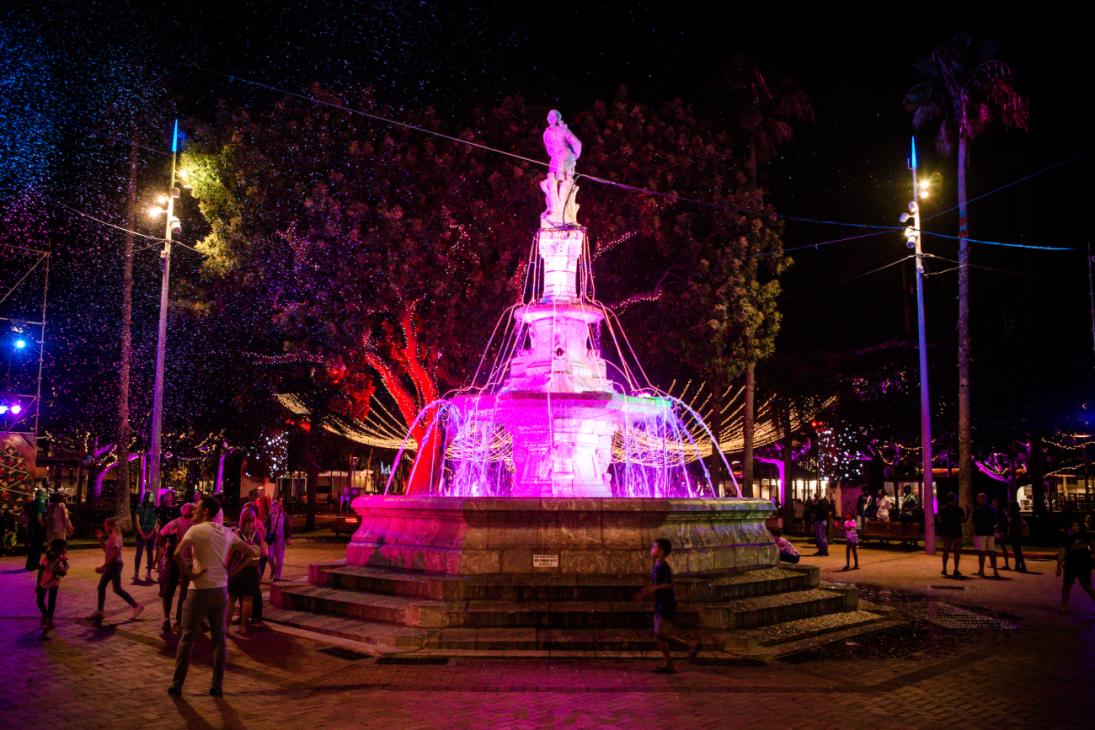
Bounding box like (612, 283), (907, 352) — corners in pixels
(1, 540), (1092, 729)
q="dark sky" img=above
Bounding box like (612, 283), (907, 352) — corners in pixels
(4, 2), (1093, 436)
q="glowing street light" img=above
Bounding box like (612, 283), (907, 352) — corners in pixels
(147, 119), (189, 497)
(904, 136), (936, 556)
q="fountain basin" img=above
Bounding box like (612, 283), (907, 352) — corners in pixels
(348, 495), (777, 576)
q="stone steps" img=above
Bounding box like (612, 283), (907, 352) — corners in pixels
(310, 561), (818, 604)
(699, 586), (858, 630)
(263, 605), (428, 650)
(686, 565), (818, 601)
(271, 583), (451, 628)
(727, 609), (890, 650)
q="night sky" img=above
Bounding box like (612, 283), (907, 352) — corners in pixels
(2, 2), (1092, 442)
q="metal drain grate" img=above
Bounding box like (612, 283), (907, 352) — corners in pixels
(376, 657), (450, 666)
(318, 646), (371, 661)
(922, 604), (1018, 630)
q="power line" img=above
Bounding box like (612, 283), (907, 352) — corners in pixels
(924, 145), (1095, 223)
(782, 255), (913, 298)
(51, 199), (166, 242)
(922, 230), (1073, 252)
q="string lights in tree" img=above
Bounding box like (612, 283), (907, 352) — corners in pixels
(816, 423), (865, 482)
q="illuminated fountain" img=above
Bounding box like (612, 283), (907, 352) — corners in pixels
(270, 113), (871, 655)
(342, 110), (776, 577)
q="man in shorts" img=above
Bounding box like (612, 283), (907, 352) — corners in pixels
(939, 493), (967, 577)
(1057, 517), (1095, 614)
(971, 493), (999, 579)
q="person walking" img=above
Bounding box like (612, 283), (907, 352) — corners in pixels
(939, 493), (967, 577)
(158, 503), (195, 634)
(636, 538), (699, 673)
(265, 499), (292, 582)
(1057, 516), (1095, 614)
(227, 510), (264, 634)
(133, 493), (159, 583)
(1007, 501), (1028, 573)
(812, 494), (831, 556)
(169, 496), (258, 697)
(972, 493), (1000, 579)
(90, 518), (144, 624)
(36, 538), (69, 632)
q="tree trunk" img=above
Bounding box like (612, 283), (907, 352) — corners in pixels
(1029, 431), (1045, 520)
(114, 138), (138, 533)
(707, 377), (727, 496)
(780, 401), (795, 526)
(742, 361), (756, 498)
(956, 132), (973, 520)
(305, 419), (319, 531)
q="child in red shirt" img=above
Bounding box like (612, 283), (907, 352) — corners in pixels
(37, 538), (69, 631)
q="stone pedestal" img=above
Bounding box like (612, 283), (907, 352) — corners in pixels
(347, 495), (778, 575)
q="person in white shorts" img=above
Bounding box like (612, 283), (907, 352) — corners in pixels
(971, 493), (1000, 579)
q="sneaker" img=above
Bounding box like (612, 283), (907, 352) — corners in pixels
(167, 686), (182, 697)
(941, 570), (948, 576)
(171, 623), (182, 634)
(130, 603), (146, 621)
(162, 619), (171, 634)
(209, 686), (223, 697)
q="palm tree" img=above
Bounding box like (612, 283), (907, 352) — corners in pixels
(904, 33), (1028, 517)
(723, 60), (814, 496)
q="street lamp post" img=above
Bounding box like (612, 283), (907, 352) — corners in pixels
(147, 120), (183, 498)
(903, 137), (936, 555)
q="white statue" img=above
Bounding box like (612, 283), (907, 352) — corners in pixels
(540, 110), (582, 227)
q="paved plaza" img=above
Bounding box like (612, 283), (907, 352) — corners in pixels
(1, 539), (1092, 729)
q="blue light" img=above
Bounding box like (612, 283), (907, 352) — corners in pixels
(13, 338), (26, 350)
(172, 119), (179, 153)
(0, 405), (8, 415)
(910, 136), (918, 171)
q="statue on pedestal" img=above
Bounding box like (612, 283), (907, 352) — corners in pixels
(540, 109), (582, 228)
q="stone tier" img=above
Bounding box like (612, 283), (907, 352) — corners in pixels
(345, 496), (779, 575)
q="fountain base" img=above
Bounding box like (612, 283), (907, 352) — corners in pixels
(345, 495), (778, 575)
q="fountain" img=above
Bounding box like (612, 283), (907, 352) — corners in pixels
(272, 113), (866, 654)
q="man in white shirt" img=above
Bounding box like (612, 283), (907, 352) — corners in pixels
(168, 496), (258, 697)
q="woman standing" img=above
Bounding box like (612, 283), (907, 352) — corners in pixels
(266, 499), (292, 582)
(227, 510), (264, 634)
(45, 493), (73, 543)
(90, 518), (143, 624)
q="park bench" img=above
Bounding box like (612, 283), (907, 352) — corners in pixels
(860, 519), (921, 546)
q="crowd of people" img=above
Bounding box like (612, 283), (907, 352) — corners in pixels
(778, 488), (1095, 614)
(17, 485), (295, 695)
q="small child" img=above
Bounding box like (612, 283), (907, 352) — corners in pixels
(37, 538), (69, 631)
(772, 529), (800, 564)
(637, 538), (700, 673)
(840, 510), (860, 571)
(91, 517), (144, 623)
